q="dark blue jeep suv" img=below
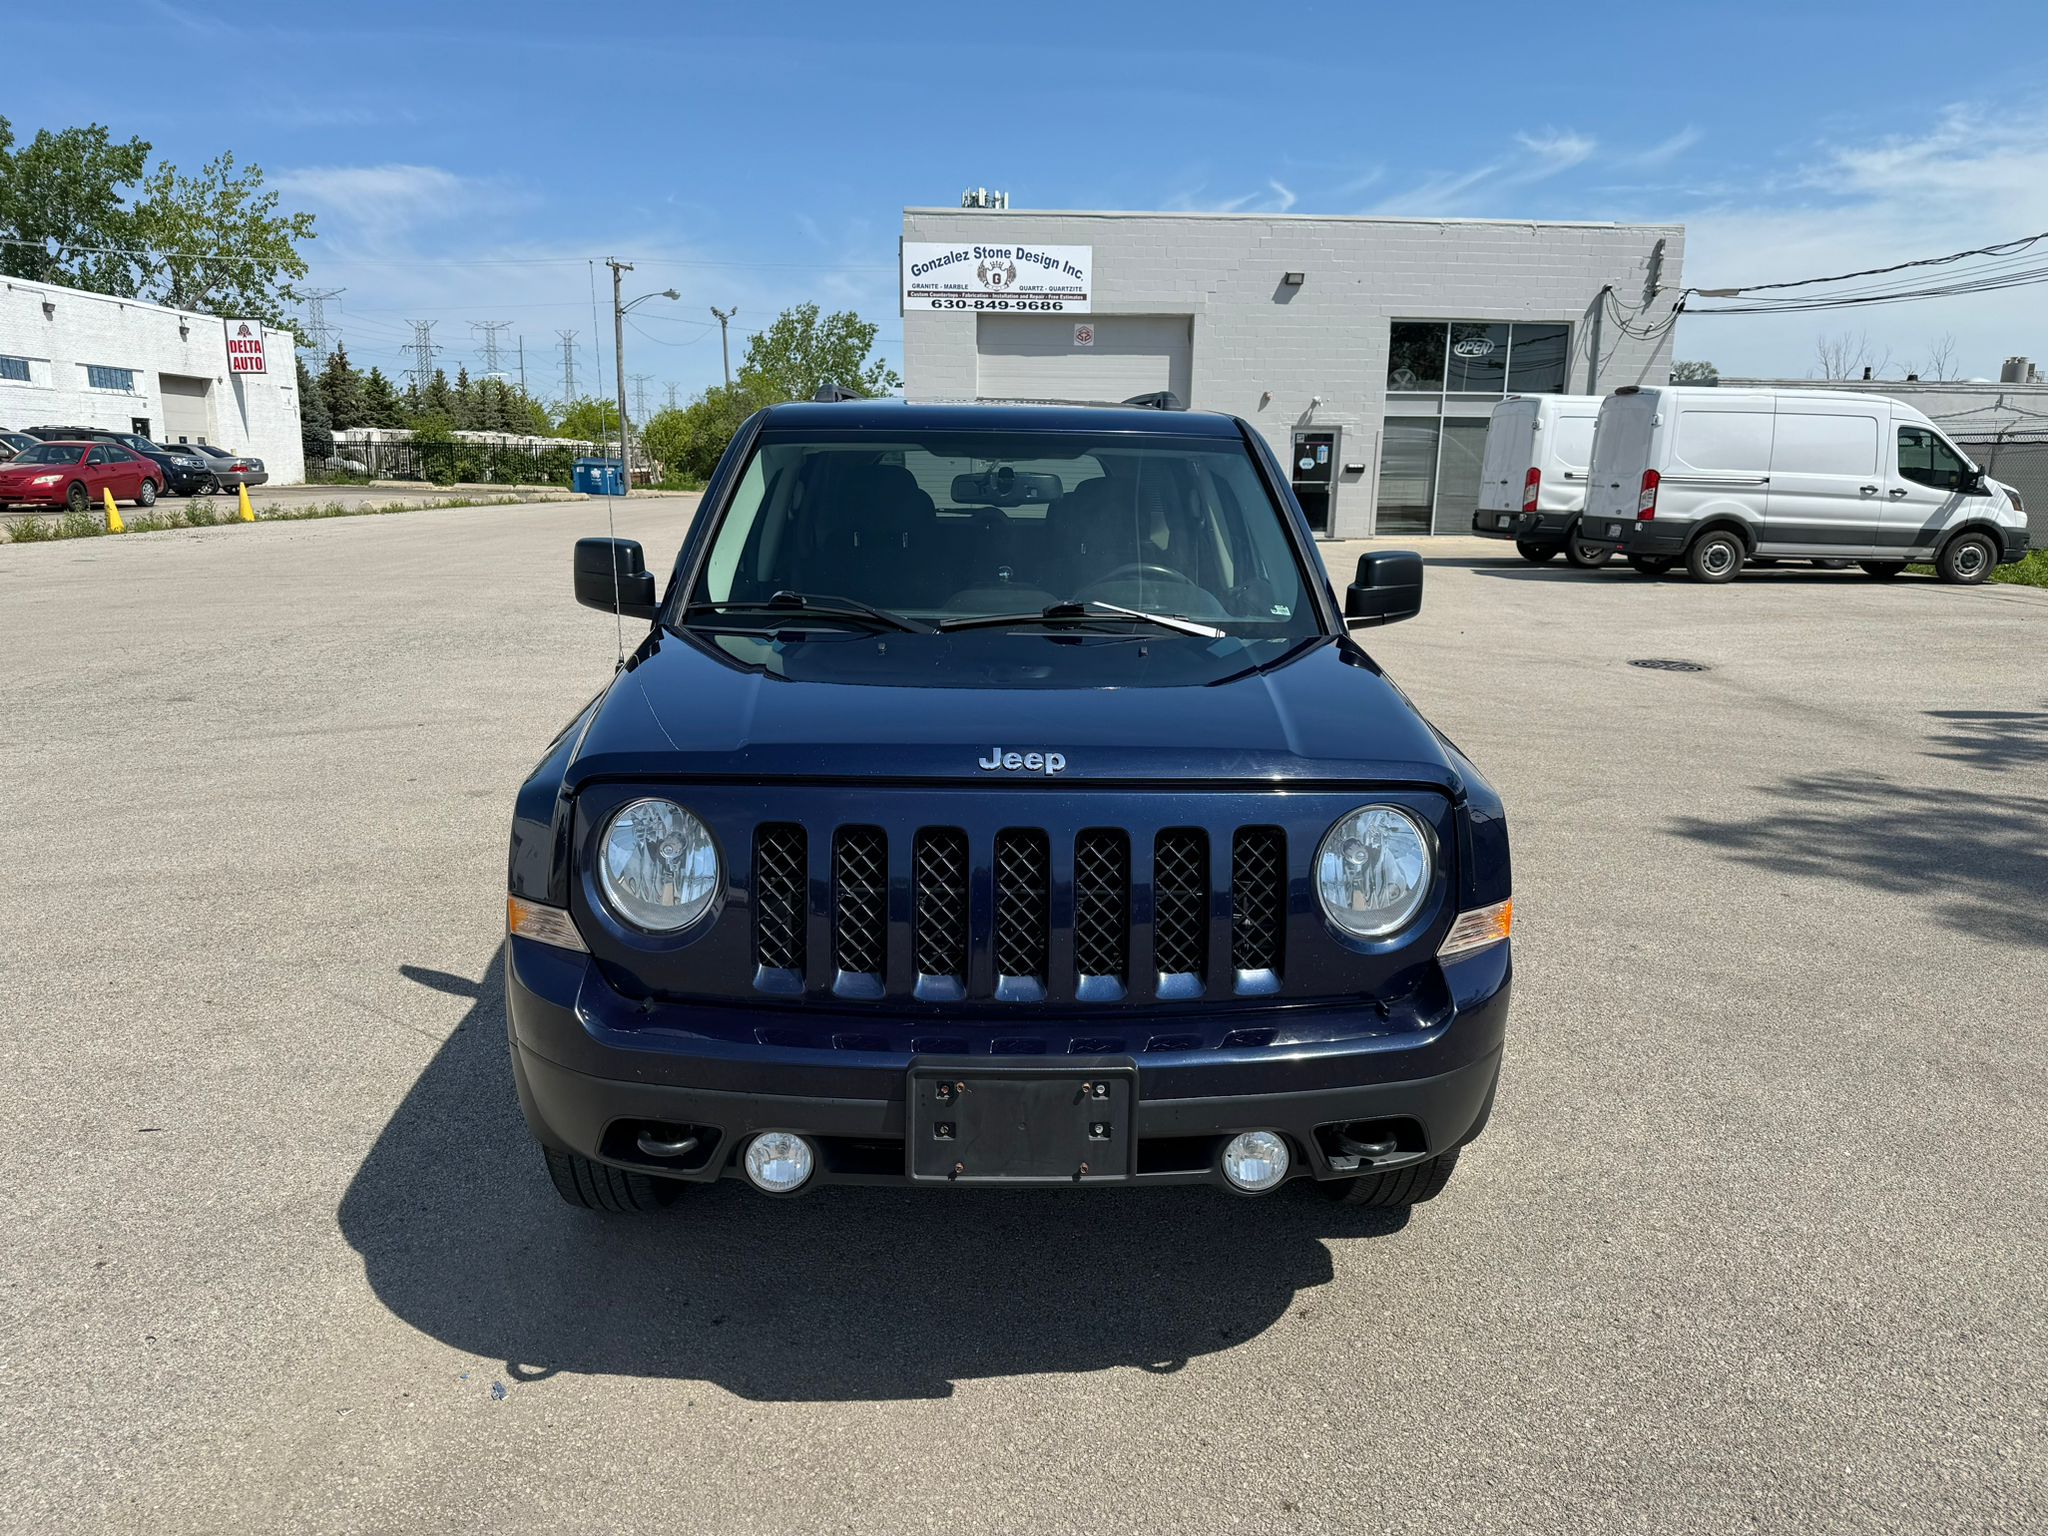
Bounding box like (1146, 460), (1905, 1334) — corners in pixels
(506, 399), (1511, 1211)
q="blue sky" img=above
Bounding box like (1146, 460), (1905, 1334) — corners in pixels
(13, 1), (2048, 397)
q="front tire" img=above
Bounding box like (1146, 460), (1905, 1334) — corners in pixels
(66, 481), (89, 515)
(137, 478), (158, 507)
(542, 1146), (685, 1212)
(1686, 528), (1746, 583)
(1515, 540), (1558, 564)
(1318, 1149), (1460, 1207)
(1628, 554), (1674, 576)
(1936, 530), (1998, 586)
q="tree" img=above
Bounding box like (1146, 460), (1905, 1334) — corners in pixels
(1903, 333), (1960, 382)
(556, 396), (622, 446)
(452, 365), (476, 429)
(130, 151), (315, 323)
(0, 118), (150, 295)
(298, 355), (333, 466)
(644, 384), (765, 482)
(319, 342), (368, 429)
(738, 302), (901, 403)
(361, 368), (406, 428)
(1813, 331), (1891, 381)
(1670, 359), (1719, 383)
(418, 368), (455, 421)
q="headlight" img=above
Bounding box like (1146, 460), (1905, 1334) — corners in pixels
(177, 456), (201, 467)
(1314, 805), (1433, 938)
(596, 798), (720, 931)
(32, 473), (59, 485)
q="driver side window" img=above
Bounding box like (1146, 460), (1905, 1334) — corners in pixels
(1897, 426), (1967, 493)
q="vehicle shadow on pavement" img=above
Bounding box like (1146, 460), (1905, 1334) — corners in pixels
(1667, 771), (2048, 949)
(339, 951), (1411, 1401)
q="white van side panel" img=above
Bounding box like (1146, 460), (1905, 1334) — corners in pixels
(1661, 400), (1771, 535)
(1763, 403), (1886, 554)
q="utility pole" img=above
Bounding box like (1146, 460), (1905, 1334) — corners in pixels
(405, 320), (440, 397)
(630, 372), (654, 424)
(472, 319), (513, 378)
(301, 288), (345, 358)
(517, 335), (527, 395)
(556, 330), (578, 405)
(606, 258), (633, 486)
(710, 306), (737, 389)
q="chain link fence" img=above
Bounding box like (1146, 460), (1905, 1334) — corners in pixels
(1953, 431), (2048, 543)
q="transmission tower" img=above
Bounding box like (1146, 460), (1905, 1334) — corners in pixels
(472, 319), (514, 378)
(630, 372), (655, 423)
(664, 381), (679, 412)
(301, 288), (345, 358)
(556, 330), (578, 403)
(405, 320), (440, 394)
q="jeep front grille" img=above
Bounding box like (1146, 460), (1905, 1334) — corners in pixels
(750, 818), (1289, 1004)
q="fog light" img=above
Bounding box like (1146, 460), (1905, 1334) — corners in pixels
(743, 1131), (815, 1194)
(1221, 1130), (1290, 1193)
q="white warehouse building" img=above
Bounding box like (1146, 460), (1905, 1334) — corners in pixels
(901, 205), (1683, 538)
(0, 276), (305, 483)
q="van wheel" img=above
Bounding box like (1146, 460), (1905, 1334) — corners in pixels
(1686, 529), (1746, 583)
(1319, 1150), (1460, 1207)
(1936, 531), (1998, 586)
(1627, 555), (1673, 576)
(1859, 561), (1904, 579)
(1514, 540), (1558, 564)
(1564, 529), (1610, 568)
(542, 1146), (685, 1212)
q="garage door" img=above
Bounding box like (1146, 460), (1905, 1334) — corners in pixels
(975, 315), (1192, 404)
(158, 374), (212, 445)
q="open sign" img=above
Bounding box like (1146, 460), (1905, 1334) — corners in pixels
(1450, 336), (1497, 359)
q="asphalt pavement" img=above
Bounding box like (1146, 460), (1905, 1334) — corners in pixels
(1, 506), (2041, 1533)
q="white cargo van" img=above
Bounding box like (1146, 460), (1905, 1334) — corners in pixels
(1585, 386), (2029, 584)
(1470, 394), (1614, 567)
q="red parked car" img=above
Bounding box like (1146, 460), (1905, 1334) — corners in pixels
(0, 440), (165, 513)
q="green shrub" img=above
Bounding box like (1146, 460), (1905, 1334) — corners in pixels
(184, 498), (221, 526)
(57, 511), (105, 539)
(6, 515), (53, 542)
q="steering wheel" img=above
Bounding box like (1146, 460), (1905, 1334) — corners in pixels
(1071, 563), (1202, 601)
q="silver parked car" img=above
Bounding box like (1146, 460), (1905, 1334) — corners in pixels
(0, 429), (39, 461)
(185, 441), (269, 491)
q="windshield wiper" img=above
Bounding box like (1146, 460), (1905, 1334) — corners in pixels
(937, 599), (1223, 639)
(682, 591), (933, 634)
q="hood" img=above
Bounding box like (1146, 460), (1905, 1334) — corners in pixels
(563, 628), (1458, 790)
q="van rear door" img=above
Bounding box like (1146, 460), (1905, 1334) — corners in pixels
(1586, 391), (1658, 534)
(1763, 400), (1886, 555)
(1477, 398), (1538, 521)
(1543, 407), (1598, 514)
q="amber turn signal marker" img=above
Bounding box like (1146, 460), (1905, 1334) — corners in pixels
(1437, 897), (1511, 960)
(506, 894), (589, 952)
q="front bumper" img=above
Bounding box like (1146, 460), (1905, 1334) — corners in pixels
(506, 936), (1512, 1192)
(162, 465), (212, 492)
(0, 481), (71, 506)
(1999, 526), (2031, 564)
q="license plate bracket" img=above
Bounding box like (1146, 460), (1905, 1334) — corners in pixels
(907, 1059), (1137, 1184)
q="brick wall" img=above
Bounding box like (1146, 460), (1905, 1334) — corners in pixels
(903, 209), (1683, 537)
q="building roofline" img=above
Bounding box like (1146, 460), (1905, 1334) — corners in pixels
(1718, 376), (2048, 393)
(0, 274), (300, 341)
(903, 206), (1681, 233)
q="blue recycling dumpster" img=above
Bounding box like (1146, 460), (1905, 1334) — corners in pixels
(573, 457), (624, 496)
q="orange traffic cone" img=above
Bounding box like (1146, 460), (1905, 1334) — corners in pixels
(101, 486), (125, 534)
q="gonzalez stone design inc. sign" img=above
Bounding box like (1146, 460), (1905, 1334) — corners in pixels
(903, 242), (1092, 312)
(225, 320), (267, 375)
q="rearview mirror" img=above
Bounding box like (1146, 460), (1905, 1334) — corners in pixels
(574, 537), (659, 619)
(1344, 551), (1423, 628)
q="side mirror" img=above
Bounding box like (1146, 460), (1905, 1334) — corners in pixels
(1344, 551), (1424, 628)
(574, 537), (659, 619)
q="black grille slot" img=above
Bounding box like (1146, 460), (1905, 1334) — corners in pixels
(1153, 829), (1209, 982)
(1231, 827), (1285, 975)
(993, 829), (1050, 986)
(1073, 830), (1129, 985)
(913, 829), (969, 981)
(832, 826), (887, 977)
(753, 824), (807, 974)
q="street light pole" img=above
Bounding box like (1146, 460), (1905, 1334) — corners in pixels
(710, 306), (737, 389)
(606, 258), (632, 493)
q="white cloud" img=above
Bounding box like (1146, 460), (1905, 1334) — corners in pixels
(1671, 102), (2048, 379)
(1514, 130), (1597, 176)
(1369, 128), (1594, 215)
(1267, 179), (1297, 213)
(1626, 127), (1702, 168)
(275, 164), (492, 241)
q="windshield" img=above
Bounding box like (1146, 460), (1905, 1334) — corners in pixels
(10, 444), (82, 466)
(691, 429), (1318, 638)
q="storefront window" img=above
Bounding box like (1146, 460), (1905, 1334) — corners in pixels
(1506, 323), (1570, 393)
(1375, 418), (1439, 534)
(1386, 323), (1446, 393)
(1445, 323), (1509, 393)
(1434, 419), (1491, 533)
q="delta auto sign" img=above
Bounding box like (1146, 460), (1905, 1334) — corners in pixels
(225, 320), (267, 375)
(903, 241), (1091, 312)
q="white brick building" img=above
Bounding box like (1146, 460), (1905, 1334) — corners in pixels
(0, 276), (305, 483)
(902, 207), (1683, 538)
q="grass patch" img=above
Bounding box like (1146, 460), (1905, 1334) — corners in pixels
(3, 491), (568, 544)
(1993, 548), (2048, 588)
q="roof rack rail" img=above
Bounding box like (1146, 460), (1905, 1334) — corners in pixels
(1120, 390), (1185, 411)
(812, 382), (866, 402)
